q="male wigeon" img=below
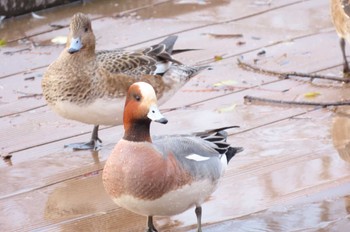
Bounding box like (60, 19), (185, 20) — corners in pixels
(330, 0), (350, 74)
(42, 13), (207, 150)
(102, 82), (243, 232)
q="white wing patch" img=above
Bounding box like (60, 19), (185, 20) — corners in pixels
(185, 154), (210, 161)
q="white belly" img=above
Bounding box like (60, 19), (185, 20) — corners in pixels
(113, 179), (218, 216)
(52, 98), (125, 125)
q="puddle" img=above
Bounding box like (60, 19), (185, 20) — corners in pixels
(202, 195), (350, 232)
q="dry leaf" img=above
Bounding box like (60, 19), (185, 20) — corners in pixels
(237, 41), (246, 46)
(51, 36), (67, 45)
(217, 104), (236, 113)
(214, 55), (223, 61)
(213, 80), (237, 87)
(205, 33), (243, 39)
(1, 153), (12, 160)
(304, 92), (320, 98)
(31, 12), (46, 19)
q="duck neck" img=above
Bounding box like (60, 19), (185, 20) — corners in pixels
(62, 47), (95, 62)
(123, 119), (152, 143)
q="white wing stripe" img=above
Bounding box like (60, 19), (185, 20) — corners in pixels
(185, 154), (210, 161)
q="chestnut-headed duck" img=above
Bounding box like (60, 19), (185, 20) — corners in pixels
(42, 13), (207, 150)
(330, 0), (350, 74)
(102, 82), (243, 232)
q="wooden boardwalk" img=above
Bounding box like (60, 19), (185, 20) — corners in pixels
(1, 0), (350, 231)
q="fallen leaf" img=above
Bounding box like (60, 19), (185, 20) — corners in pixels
(1, 153), (12, 160)
(304, 92), (320, 98)
(51, 36), (67, 45)
(24, 76), (35, 81)
(253, 0), (272, 6)
(257, 50), (266, 56)
(217, 104), (236, 113)
(0, 39), (6, 46)
(31, 12), (46, 19)
(204, 33), (243, 39)
(213, 80), (237, 87)
(237, 41), (246, 46)
(50, 24), (65, 29)
(175, 0), (208, 5)
(214, 55), (223, 61)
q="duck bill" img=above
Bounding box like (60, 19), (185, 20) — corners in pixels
(147, 104), (168, 124)
(68, 37), (83, 54)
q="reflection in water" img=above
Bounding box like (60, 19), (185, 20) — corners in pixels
(43, 172), (169, 231)
(91, 150), (101, 164)
(200, 195), (350, 232)
(332, 106), (350, 163)
(44, 173), (109, 220)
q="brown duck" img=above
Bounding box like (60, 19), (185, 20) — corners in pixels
(42, 13), (207, 150)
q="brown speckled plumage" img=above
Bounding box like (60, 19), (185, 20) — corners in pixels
(42, 13), (173, 107)
(41, 13), (207, 150)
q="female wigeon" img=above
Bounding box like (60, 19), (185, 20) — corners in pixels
(42, 13), (207, 150)
(102, 82), (243, 232)
(330, 0), (350, 74)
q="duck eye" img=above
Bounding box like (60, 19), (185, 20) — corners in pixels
(84, 27), (88, 32)
(134, 95), (141, 101)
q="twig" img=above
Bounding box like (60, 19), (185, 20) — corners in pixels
(244, 95), (350, 107)
(14, 90), (43, 99)
(237, 59), (350, 83)
(24, 76), (35, 81)
(18, 94), (43, 99)
(3, 48), (31, 55)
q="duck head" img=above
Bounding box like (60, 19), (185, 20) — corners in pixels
(123, 82), (168, 142)
(67, 13), (95, 54)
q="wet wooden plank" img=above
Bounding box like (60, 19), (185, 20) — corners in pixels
(0, 28), (343, 122)
(0, 0), (337, 118)
(202, 182), (350, 231)
(1, 109), (347, 231)
(0, 76), (311, 158)
(0, 68), (45, 117)
(1, 0), (350, 231)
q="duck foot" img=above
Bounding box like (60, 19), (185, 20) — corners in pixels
(64, 125), (102, 151)
(146, 216), (158, 232)
(64, 139), (102, 151)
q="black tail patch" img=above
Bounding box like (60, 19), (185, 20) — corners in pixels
(226, 147), (244, 163)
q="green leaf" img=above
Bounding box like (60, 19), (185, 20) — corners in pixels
(0, 39), (6, 46)
(304, 92), (320, 98)
(213, 80), (237, 87)
(217, 104), (236, 113)
(214, 55), (223, 61)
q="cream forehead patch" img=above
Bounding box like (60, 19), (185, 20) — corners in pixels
(136, 82), (157, 100)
